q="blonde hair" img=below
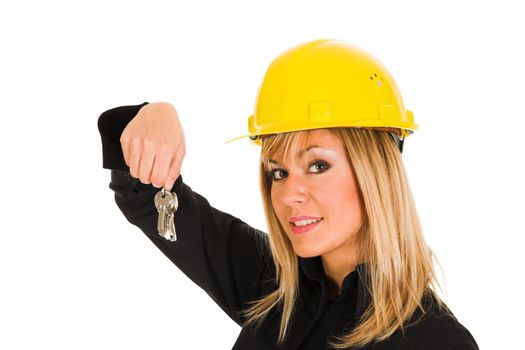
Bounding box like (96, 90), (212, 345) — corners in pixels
(238, 127), (448, 348)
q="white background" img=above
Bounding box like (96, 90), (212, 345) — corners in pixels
(1, 1), (523, 349)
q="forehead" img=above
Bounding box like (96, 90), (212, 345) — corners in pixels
(294, 128), (341, 147)
(265, 128), (344, 163)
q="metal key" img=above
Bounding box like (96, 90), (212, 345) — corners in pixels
(164, 199), (178, 242)
(154, 188), (178, 241)
(164, 194), (178, 241)
(166, 190), (178, 241)
(154, 189), (175, 238)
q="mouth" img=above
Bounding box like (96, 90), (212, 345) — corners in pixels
(290, 218), (323, 235)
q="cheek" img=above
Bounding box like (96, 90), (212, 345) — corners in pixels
(270, 187), (285, 219)
(318, 173), (362, 223)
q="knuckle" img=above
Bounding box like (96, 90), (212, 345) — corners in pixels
(130, 137), (141, 147)
(157, 143), (170, 154)
(143, 137), (156, 148)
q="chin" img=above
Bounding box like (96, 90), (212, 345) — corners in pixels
(293, 245), (325, 258)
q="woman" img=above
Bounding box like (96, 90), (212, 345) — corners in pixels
(98, 39), (479, 349)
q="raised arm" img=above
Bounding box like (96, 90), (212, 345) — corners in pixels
(97, 102), (276, 326)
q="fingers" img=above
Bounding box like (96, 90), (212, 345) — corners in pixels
(164, 144), (185, 191)
(128, 138), (142, 179)
(150, 145), (173, 188)
(163, 156), (177, 191)
(125, 136), (184, 191)
(139, 140), (156, 184)
(121, 136), (130, 167)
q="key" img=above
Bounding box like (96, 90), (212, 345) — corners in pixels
(163, 192), (178, 241)
(154, 189), (175, 238)
(155, 191), (167, 237)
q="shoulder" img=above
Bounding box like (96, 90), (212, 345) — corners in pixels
(400, 295), (479, 350)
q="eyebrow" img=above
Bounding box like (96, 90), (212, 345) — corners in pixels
(268, 145), (323, 165)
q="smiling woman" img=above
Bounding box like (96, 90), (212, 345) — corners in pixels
(242, 126), (454, 348)
(263, 130), (364, 288)
(98, 39), (479, 349)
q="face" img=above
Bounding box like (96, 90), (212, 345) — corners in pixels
(266, 129), (363, 259)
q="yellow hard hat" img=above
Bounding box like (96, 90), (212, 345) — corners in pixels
(225, 38), (417, 149)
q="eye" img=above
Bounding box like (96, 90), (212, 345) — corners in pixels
(309, 160), (330, 173)
(267, 168), (288, 181)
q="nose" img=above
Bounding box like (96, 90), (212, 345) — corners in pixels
(278, 173), (309, 207)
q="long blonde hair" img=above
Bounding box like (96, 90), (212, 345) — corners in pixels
(238, 127), (448, 348)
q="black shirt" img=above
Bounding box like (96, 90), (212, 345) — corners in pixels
(97, 102), (479, 349)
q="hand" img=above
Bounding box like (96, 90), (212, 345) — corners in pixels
(120, 102), (186, 191)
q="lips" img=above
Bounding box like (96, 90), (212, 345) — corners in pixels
(289, 215), (322, 223)
(291, 218), (322, 226)
(290, 216), (323, 234)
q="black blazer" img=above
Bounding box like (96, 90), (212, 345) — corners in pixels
(97, 102), (479, 349)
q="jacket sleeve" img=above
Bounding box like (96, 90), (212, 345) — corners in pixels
(97, 102), (276, 326)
